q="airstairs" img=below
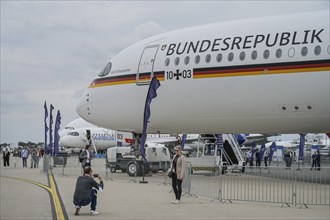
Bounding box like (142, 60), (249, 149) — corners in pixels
(192, 134), (245, 172)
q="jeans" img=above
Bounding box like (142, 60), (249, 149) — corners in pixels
(172, 173), (183, 200)
(73, 189), (97, 211)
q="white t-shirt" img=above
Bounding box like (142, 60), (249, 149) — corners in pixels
(86, 150), (90, 163)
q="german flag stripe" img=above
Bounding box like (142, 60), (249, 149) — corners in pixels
(89, 59), (329, 88)
(193, 59), (330, 79)
(89, 71), (164, 88)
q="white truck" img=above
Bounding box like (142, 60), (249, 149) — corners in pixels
(107, 143), (171, 176)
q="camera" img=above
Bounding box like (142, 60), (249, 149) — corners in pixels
(93, 174), (99, 178)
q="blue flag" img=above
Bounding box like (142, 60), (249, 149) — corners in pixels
(235, 133), (246, 145)
(140, 77), (161, 159)
(269, 142), (277, 163)
(298, 133), (306, 160)
(181, 134), (187, 150)
(54, 110), (61, 156)
(49, 104), (54, 155)
(44, 101), (48, 154)
(260, 142), (266, 160)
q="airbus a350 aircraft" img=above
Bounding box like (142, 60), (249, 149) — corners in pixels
(59, 118), (96, 138)
(77, 11), (330, 136)
(60, 126), (200, 150)
(60, 127), (132, 150)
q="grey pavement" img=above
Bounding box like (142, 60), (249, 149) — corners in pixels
(1, 156), (330, 220)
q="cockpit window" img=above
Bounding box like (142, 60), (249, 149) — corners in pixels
(68, 132), (79, 136)
(98, 62), (112, 77)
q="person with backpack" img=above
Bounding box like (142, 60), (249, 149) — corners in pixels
(80, 145), (93, 168)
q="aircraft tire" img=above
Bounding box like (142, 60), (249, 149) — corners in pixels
(126, 160), (140, 177)
(110, 167), (116, 173)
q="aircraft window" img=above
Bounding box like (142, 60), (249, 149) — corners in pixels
(239, 51), (246, 61)
(288, 48), (295, 58)
(216, 53), (222, 62)
(68, 132), (79, 136)
(174, 57), (180, 66)
(251, 51), (257, 60)
(263, 49), (270, 59)
(165, 58), (170, 66)
(98, 62), (112, 77)
(314, 45), (321, 56)
(301, 47), (308, 56)
(184, 56), (190, 65)
(328, 45), (330, 55)
(228, 52), (234, 62)
(276, 49), (282, 58)
(194, 55), (200, 64)
(205, 54), (211, 63)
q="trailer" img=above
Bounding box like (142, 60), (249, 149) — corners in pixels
(107, 143), (171, 176)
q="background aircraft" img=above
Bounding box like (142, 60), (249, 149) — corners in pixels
(60, 119), (275, 152)
(59, 118), (95, 138)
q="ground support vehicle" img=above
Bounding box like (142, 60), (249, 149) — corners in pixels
(107, 143), (171, 176)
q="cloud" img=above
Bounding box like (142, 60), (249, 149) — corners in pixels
(132, 20), (166, 40)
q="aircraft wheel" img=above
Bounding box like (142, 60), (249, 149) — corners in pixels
(126, 160), (140, 177)
(110, 167), (116, 173)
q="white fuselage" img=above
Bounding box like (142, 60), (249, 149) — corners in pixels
(77, 11), (330, 134)
(60, 125), (199, 150)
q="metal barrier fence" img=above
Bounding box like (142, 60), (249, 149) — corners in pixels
(188, 166), (330, 207)
(46, 156), (329, 207)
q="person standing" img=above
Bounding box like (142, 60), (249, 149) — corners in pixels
(284, 151), (291, 169)
(73, 166), (104, 215)
(30, 146), (38, 168)
(263, 150), (269, 168)
(3, 147), (10, 168)
(36, 147), (42, 168)
(311, 151), (317, 170)
(255, 149), (261, 167)
(21, 146), (29, 168)
(80, 145), (92, 169)
(170, 146), (185, 204)
(316, 150), (321, 170)
(13, 148), (21, 168)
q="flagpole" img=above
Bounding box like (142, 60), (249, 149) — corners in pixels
(44, 101), (48, 154)
(139, 76), (161, 184)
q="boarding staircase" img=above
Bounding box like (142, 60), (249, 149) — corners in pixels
(200, 134), (245, 168)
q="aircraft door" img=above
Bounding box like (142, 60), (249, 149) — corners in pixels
(137, 45), (159, 85)
(83, 129), (91, 145)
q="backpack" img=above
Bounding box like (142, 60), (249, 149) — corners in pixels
(79, 150), (84, 163)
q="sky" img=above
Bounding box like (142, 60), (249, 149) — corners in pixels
(1, 0), (329, 145)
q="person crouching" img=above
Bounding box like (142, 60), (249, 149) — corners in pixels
(73, 166), (104, 215)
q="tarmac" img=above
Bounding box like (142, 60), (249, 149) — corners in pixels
(1, 156), (330, 220)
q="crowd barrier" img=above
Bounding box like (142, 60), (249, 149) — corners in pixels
(188, 166), (330, 208)
(45, 156), (329, 208)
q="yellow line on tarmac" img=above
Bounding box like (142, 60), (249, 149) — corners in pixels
(48, 172), (65, 220)
(1, 173), (66, 220)
(1, 175), (51, 192)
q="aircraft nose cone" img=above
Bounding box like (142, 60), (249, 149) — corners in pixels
(76, 90), (90, 121)
(59, 135), (70, 146)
